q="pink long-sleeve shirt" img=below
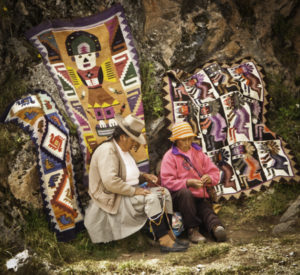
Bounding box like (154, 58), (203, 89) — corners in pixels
(160, 143), (220, 198)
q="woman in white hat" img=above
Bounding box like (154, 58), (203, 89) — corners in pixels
(84, 114), (188, 252)
(160, 121), (226, 243)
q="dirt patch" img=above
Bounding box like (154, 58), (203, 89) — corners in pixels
(64, 215), (300, 274)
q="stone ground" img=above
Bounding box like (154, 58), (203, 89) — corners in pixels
(60, 211), (300, 274)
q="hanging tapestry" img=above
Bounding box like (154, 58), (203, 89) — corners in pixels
(163, 59), (300, 200)
(26, 4), (149, 183)
(3, 90), (84, 241)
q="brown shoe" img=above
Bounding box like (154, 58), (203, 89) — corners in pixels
(188, 227), (206, 243)
(213, 226), (227, 242)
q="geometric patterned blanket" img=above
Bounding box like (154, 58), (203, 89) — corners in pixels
(163, 59), (300, 200)
(3, 90), (84, 241)
(25, 4), (149, 184)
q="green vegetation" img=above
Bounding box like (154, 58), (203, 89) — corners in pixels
(140, 61), (164, 121)
(204, 270), (235, 275)
(219, 182), (300, 224)
(165, 243), (230, 266)
(265, 74), (300, 165)
(0, 67), (31, 158)
(279, 235), (300, 245)
(0, 124), (28, 157)
(15, 208), (152, 267)
(205, 265), (261, 275)
(106, 260), (159, 274)
(61, 110), (78, 136)
(174, 266), (194, 275)
(1, 184), (299, 273)
(0, 69), (30, 159)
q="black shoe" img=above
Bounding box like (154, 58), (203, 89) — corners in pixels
(175, 238), (189, 247)
(160, 242), (188, 253)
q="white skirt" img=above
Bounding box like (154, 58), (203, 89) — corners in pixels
(84, 187), (173, 243)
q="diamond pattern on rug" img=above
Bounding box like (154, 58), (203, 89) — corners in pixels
(3, 90), (84, 241)
(41, 122), (67, 161)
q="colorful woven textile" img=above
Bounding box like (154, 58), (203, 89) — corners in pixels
(26, 4), (149, 183)
(3, 90), (84, 241)
(163, 59), (300, 199)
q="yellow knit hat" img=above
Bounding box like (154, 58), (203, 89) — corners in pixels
(169, 121), (196, 141)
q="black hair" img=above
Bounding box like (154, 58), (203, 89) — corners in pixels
(90, 126), (128, 158)
(112, 125), (128, 142)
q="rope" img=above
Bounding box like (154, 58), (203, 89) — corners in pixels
(146, 182), (174, 240)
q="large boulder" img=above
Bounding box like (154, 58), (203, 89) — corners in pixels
(7, 139), (41, 209)
(272, 195), (300, 234)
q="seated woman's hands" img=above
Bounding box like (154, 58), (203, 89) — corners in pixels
(186, 174), (212, 189)
(142, 173), (158, 185)
(134, 187), (151, 196)
(200, 174), (212, 185)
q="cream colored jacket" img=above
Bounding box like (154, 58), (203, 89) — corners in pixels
(88, 139), (142, 214)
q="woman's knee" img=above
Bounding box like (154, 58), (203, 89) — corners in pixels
(161, 187), (171, 198)
(145, 193), (160, 205)
(176, 188), (194, 200)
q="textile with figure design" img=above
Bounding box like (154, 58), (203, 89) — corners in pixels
(3, 90), (84, 241)
(26, 4), (149, 183)
(162, 59), (299, 200)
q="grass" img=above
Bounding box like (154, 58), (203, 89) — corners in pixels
(2, 205), (232, 273)
(174, 266), (195, 275)
(219, 181), (300, 225)
(265, 74), (300, 165)
(113, 260), (159, 274)
(62, 259), (164, 274)
(6, 207), (153, 270)
(242, 183), (299, 221)
(204, 270), (236, 275)
(204, 264), (261, 275)
(2, 184), (299, 273)
(21, 208), (118, 265)
(165, 243), (230, 266)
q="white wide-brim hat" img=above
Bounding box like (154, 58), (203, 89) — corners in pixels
(115, 114), (146, 145)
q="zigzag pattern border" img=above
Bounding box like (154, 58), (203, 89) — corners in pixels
(3, 90), (85, 241)
(26, 4), (145, 182)
(117, 6), (141, 78)
(162, 58), (300, 201)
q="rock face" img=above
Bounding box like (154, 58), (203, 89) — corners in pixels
(137, 0), (300, 79)
(272, 195), (300, 234)
(7, 140), (41, 209)
(0, 0), (299, 246)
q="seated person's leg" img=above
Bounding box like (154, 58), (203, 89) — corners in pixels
(144, 191), (188, 252)
(171, 188), (205, 243)
(196, 199), (226, 242)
